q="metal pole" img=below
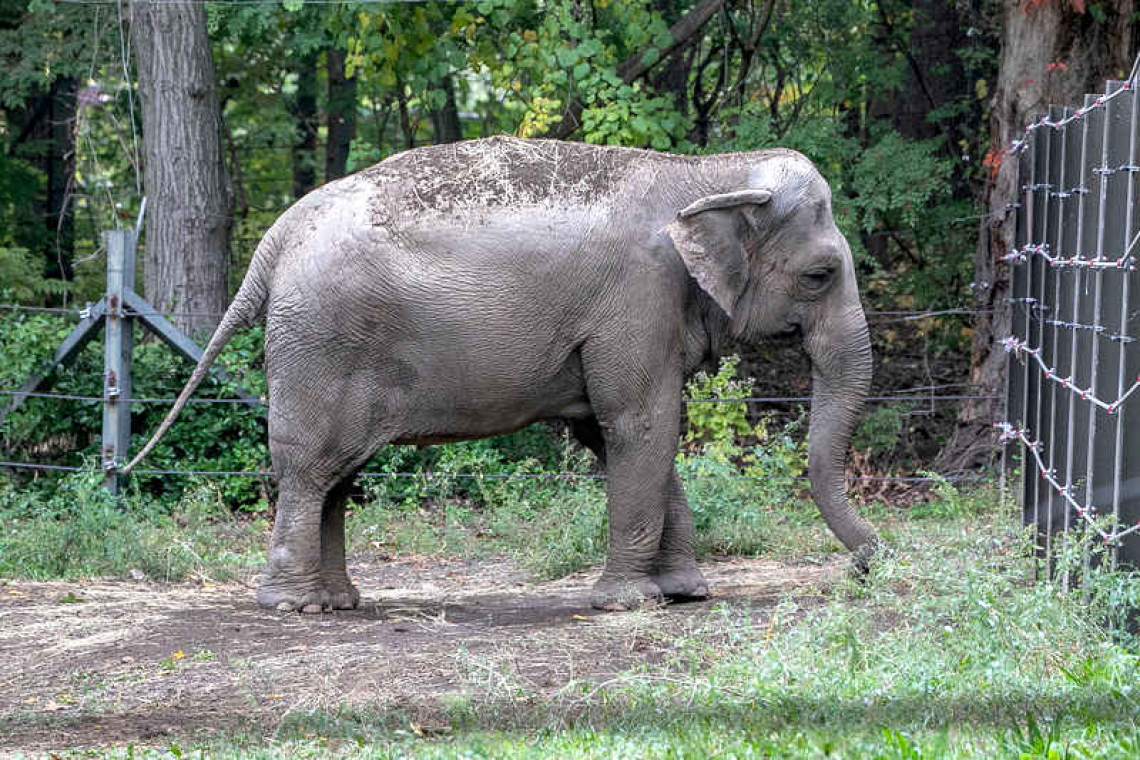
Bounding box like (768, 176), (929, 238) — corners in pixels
(1082, 84), (1118, 597)
(1059, 107), (1087, 592)
(1044, 106), (1069, 572)
(1110, 81), (1138, 573)
(101, 230), (136, 494)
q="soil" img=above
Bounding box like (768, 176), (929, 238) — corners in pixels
(0, 553), (844, 755)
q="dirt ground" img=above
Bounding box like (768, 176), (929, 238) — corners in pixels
(0, 554), (844, 755)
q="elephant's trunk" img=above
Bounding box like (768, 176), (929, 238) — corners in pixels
(804, 305), (879, 569)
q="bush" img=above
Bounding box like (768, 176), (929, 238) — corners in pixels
(0, 314), (270, 509)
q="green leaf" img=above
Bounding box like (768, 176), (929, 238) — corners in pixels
(556, 47), (579, 68)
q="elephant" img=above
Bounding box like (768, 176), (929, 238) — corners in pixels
(125, 136), (878, 613)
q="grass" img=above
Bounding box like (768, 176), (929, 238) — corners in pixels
(3, 444), (1140, 758)
(0, 469), (266, 583)
(6, 478), (1140, 758)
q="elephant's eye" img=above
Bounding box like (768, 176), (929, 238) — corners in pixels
(800, 268), (834, 290)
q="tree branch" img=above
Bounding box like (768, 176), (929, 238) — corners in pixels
(540, 0), (726, 140)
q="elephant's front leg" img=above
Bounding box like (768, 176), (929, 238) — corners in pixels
(591, 407), (682, 611)
(652, 470), (709, 599)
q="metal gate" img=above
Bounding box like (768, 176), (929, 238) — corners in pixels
(1000, 76), (1140, 573)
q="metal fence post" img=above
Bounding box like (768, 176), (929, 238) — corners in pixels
(102, 230), (136, 493)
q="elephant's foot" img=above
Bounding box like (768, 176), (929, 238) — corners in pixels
(256, 577), (360, 614)
(321, 576), (361, 610)
(589, 576), (663, 612)
(651, 567), (710, 601)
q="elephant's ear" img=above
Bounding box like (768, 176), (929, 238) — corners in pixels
(665, 189), (773, 318)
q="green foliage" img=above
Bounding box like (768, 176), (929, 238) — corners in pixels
(849, 130), (952, 235)
(0, 246), (70, 302)
(852, 402), (908, 455)
(349, 427), (608, 580)
(909, 471), (994, 520)
(682, 355), (753, 448)
(0, 468), (264, 581)
(679, 415), (814, 557)
(0, 315), (270, 509)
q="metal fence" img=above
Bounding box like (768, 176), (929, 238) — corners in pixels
(1000, 74), (1140, 573)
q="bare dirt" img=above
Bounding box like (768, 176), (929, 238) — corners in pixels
(0, 554), (844, 755)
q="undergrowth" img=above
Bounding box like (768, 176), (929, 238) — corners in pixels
(0, 468), (265, 582)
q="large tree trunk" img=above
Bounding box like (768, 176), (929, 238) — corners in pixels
(8, 78), (78, 281)
(938, 0), (1135, 472)
(325, 48), (356, 181)
(429, 74), (463, 145)
(291, 51), (319, 199)
(44, 78), (77, 281)
(130, 0), (232, 337)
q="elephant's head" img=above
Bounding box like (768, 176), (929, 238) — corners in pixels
(666, 149), (879, 567)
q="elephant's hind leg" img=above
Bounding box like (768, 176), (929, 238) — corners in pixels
(257, 469), (340, 613)
(319, 476), (361, 610)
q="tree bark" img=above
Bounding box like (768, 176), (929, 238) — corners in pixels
(45, 78), (77, 281)
(9, 78), (78, 280)
(938, 0), (1135, 472)
(429, 74), (463, 145)
(291, 51), (319, 199)
(325, 47), (356, 181)
(130, 0), (232, 337)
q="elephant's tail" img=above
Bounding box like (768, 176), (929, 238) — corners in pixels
(122, 236), (277, 475)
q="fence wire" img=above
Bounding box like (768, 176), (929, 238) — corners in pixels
(0, 387), (997, 406)
(0, 459), (981, 485)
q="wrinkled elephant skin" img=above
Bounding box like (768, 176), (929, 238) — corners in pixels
(127, 137), (877, 612)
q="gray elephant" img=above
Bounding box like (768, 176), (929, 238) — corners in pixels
(126, 136), (878, 613)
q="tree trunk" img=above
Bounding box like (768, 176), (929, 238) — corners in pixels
(130, 0), (232, 337)
(45, 77), (77, 281)
(291, 51), (319, 199)
(429, 74), (463, 145)
(8, 78), (78, 281)
(938, 0), (1135, 472)
(325, 48), (356, 181)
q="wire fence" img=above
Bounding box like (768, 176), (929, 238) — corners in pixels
(999, 71), (1140, 575)
(0, 294), (986, 488)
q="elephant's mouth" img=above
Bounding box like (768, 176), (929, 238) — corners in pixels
(766, 323), (801, 346)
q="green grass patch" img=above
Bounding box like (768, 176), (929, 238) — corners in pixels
(21, 501), (1140, 758)
(0, 468), (266, 582)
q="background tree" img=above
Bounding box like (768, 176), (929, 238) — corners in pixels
(130, 0), (232, 336)
(940, 0), (1137, 470)
(0, 0), (99, 287)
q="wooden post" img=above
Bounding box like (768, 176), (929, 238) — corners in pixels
(101, 230), (136, 493)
